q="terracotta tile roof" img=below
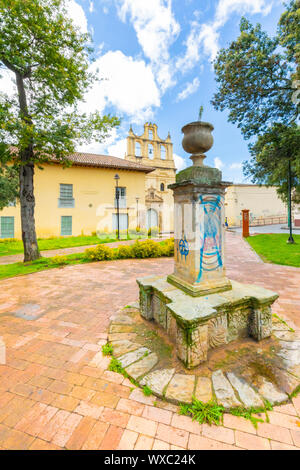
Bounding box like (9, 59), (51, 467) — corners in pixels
(57, 152), (155, 173)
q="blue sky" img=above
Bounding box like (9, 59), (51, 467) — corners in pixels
(2, 0), (287, 182)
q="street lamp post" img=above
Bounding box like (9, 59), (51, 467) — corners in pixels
(287, 160), (295, 244)
(114, 174), (120, 240)
(136, 197), (139, 230)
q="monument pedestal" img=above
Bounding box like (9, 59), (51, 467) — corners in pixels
(137, 120), (279, 369)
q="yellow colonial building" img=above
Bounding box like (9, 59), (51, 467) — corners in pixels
(0, 123), (176, 239)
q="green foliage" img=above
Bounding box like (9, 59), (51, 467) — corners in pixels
(246, 233), (300, 267)
(179, 397), (274, 428)
(49, 255), (68, 266)
(212, 1), (299, 202)
(212, 10), (297, 140)
(84, 244), (116, 261)
(0, 238), (174, 280)
(108, 357), (123, 374)
(0, 235), (116, 257)
(102, 343), (114, 356)
(142, 385), (152, 397)
(273, 313), (295, 332)
(229, 401), (273, 429)
(84, 238), (174, 261)
(244, 123), (300, 203)
(0, 162), (19, 210)
(179, 399), (225, 426)
(131, 239), (161, 258)
(289, 384), (300, 399)
(0, 0), (120, 164)
(0, 0), (120, 261)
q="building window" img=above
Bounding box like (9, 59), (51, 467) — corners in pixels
(149, 129), (153, 140)
(112, 213), (128, 231)
(161, 145), (166, 160)
(160, 183), (165, 192)
(115, 187), (127, 208)
(0, 216), (14, 238)
(135, 141), (141, 157)
(8, 199), (16, 207)
(59, 184), (74, 208)
(148, 143), (154, 159)
(61, 216), (72, 236)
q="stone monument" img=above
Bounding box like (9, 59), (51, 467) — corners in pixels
(137, 119), (279, 369)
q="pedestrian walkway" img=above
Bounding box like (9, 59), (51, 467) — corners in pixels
(0, 232), (299, 450)
(0, 237), (165, 265)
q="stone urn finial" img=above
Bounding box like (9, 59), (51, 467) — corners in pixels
(182, 121), (214, 166)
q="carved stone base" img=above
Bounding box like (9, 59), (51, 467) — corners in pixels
(137, 276), (278, 369)
(167, 273), (232, 297)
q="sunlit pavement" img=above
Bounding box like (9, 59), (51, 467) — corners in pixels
(0, 232), (299, 450)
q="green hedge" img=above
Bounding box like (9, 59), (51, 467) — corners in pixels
(84, 238), (174, 261)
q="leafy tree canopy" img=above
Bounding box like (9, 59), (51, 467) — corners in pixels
(212, 0), (299, 202)
(244, 123), (300, 203)
(0, 0), (120, 164)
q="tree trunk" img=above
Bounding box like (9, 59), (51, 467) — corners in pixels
(15, 71), (40, 262)
(19, 162), (40, 262)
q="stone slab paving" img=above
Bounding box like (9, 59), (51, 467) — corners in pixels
(0, 232), (299, 450)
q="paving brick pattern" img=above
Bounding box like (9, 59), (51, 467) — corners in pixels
(0, 232), (299, 450)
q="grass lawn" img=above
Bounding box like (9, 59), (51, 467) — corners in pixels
(0, 234), (131, 257)
(0, 239), (172, 280)
(246, 233), (300, 267)
(0, 253), (88, 280)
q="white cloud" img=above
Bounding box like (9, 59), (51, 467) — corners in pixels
(89, 1), (94, 13)
(174, 153), (187, 171)
(177, 0), (272, 69)
(214, 157), (224, 170)
(229, 162), (242, 169)
(177, 77), (200, 102)
(81, 50), (160, 122)
(65, 0), (88, 33)
(214, 0), (272, 26)
(77, 128), (120, 154)
(0, 68), (16, 97)
(107, 138), (127, 158)
(115, 0), (180, 90)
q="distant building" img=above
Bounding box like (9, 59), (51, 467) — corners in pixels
(125, 122), (176, 234)
(225, 184), (287, 227)
(0, 152), (153, 239)
(0, 123), (176, 239)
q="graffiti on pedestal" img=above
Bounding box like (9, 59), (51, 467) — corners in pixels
(197, 195), (223, 282)
(179, 236), (189, 260)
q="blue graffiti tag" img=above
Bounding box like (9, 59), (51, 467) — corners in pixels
(179, 236), (189, 260)
(197, 195), (223, 282)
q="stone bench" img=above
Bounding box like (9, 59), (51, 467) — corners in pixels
(137, 276), (278, 369)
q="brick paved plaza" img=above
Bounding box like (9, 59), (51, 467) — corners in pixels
(0, 231), (299, 450)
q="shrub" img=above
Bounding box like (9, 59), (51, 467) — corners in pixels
(117, 244), (134, 259)
(160, 238), (174, 257)
(83, 238), (174, 262)
(50, 255), (68, 265)
(84, 244), (114, 261)
(131, 239), (161, 258)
